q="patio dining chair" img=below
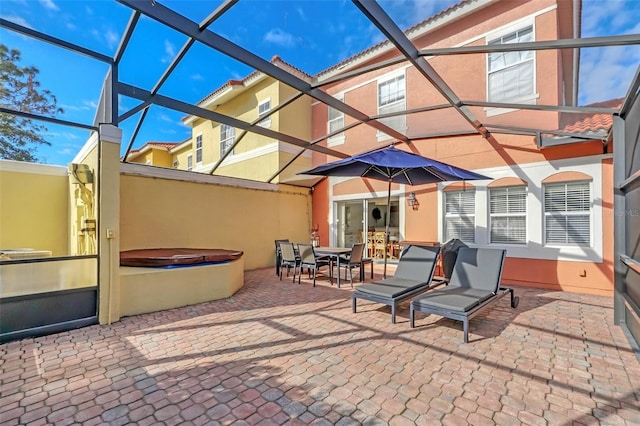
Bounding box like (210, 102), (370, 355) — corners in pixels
(297, 243), (333, 287)
(336, 243), (365, 287)
(275, 239), (289, 276)
(279, 242), (299, 282)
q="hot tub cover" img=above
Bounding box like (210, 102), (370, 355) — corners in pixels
(120, 248), (243, 267)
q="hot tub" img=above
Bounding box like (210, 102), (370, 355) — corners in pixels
(119, 248), (244, 317)
(120, 248), (243, 267)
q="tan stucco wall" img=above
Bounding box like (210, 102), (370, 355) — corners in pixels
(119, 169), (312, 271)
(119, 257), (244, 317)
(0, 162), (69, 256)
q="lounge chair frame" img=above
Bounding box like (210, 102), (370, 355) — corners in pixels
(409, 248), (519, 343)
(352, 245), (443, 324)
(410, 286), (518, 343)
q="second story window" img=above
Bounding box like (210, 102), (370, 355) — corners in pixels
(172, 159), (178, 169)
(187, 154), (193, 171)
(220, 124), (235, 156)
(258, 99), (271, 128)
(195, 134), (203, 163)
(377, 73), (406, 140)
(488, 26), (534, 103)
(327, 93), (345, 146)
(444, 189), (475, 243)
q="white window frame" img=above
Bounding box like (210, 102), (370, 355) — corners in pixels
(489, 186), (527, 245)
(258, 99), (271, 128)
(220, 124), (235, 156)
(485, 20), (537, 116)
(172, 159), (178, 169)
(187, 154), (193, 171)
(376, 71), (406, 142)
(543, 181), (592, 247)
(195, 134), (203, 164)
(327, 93), (345, 147)
(444, 189), (476, 243)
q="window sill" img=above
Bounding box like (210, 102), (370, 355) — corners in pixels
(485, 93), (539, 117)
(328, 135), (345, 147)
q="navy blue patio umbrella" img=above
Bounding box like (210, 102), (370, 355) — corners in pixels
(299, 145), (490, 277)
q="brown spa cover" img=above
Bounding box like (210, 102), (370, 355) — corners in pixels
(120, 248), (243, 267)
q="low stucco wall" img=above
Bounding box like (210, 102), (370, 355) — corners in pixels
(119, 164), (312, 271)
(119, 257), (244, 317)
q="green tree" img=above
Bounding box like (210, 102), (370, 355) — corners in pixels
(0, 44), (63, 162)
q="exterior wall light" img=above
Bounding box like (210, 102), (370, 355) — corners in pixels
(407, 192), (420, 210)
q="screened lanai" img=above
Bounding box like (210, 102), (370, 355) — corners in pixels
(1, 0), (640, 353)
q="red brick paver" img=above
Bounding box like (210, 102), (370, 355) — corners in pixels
(1, 267), (639, 424)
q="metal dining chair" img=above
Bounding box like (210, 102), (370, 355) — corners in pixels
(297, 243), (332, 287)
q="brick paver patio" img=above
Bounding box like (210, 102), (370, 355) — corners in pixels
(1, 267), (639, 425)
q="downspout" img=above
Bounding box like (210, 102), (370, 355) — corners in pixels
(572, 0), (582, 106)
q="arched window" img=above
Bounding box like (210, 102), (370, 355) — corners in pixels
(542, 172), (592, 246)
(488, 178), (528, 244)
(443, 183), (476, 243)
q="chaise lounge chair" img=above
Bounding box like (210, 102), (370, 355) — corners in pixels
(352, 244), (442, 323)
(410, 247), (519, 343)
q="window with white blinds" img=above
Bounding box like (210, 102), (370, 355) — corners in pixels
(488, 26), (534, 102)
(220, 124), (235, 156)
(444, 190), (475, 242)
(490, 186), (526, 244)
(377, 74), (406, 139)
(258, 99), (271, 128)
(544, 181), (591, 245)
(195, 134), (203, 163)
(328, 93), (345, 146)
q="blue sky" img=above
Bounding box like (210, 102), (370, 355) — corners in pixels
(1, 0), (639, 166)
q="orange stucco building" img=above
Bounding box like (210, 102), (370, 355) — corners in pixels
(308, 0), (614, 295)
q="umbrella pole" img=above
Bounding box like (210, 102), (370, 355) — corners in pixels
(383, 179), (391, 279)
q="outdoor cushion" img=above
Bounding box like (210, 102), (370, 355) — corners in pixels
(352, 245), (442, 324)
(448, 247), (504, 292)
(412, 287), (495, 312)
(354, 278), (426, 298)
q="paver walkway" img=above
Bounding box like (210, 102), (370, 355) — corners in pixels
(1, 267), (639, 425)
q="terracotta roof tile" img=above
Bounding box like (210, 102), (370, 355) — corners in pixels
(316, 0), (470, 78)
(559, 98), (622, 134)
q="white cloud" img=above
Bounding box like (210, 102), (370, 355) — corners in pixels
(578, 0), (640, 104)
(1, 14), (32, 29)
(579, 46), (640, 105)
(162, 39), (176, 63)
(264, 28), (296, 48)
(296, 7), (307, 22)
(38, 0), (59, 12)
(191, 74), (204, 81)
(105, 30), (119, 50)
(157, 113), (174, 123)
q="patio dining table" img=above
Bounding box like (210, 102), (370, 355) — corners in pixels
(314, 246), (352, 288)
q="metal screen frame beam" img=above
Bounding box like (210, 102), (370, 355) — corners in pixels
(0, 107), (98, 132)
(210, 92), (305, 175)
(419, 34), (640, 56)
(121, 0), (239, 162)
(0, 18), (113, 64)
(353, 0), (490, 139)
(118, 82), (347, 158)
(116, 0), (409, 144)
